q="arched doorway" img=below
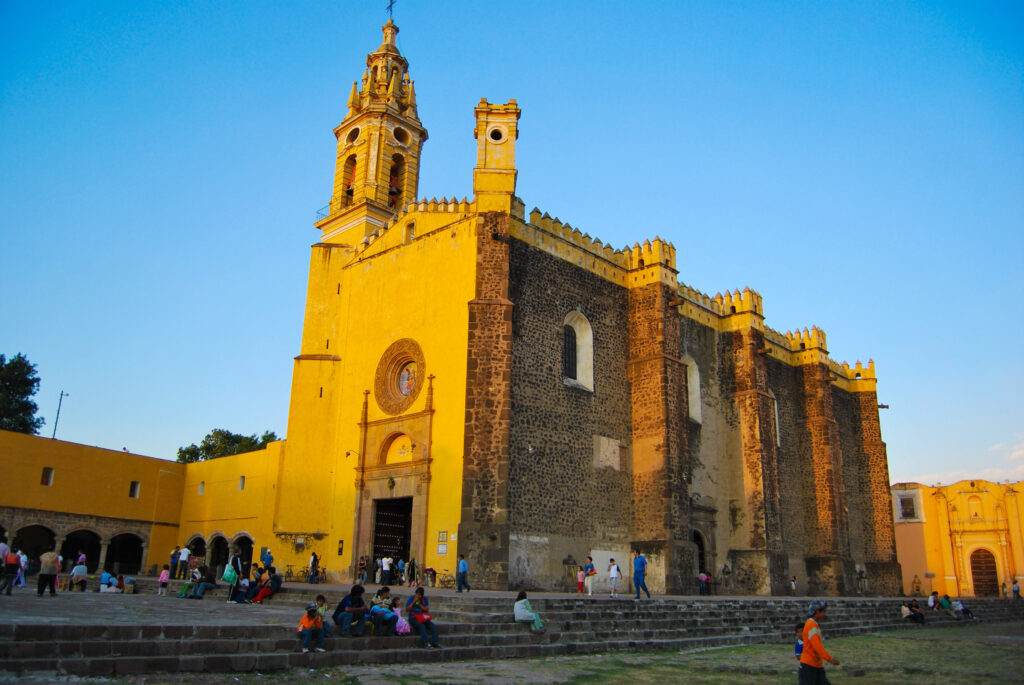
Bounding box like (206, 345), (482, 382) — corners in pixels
(106, 533), (144, 575)
(186, 536), (206, 563)
(692, 530), (707, 573)
(234, 536), (254, 577)
(60, 530), (102, 572)
(13, 525), (56, 573)
(969, 548), (999, 597)
(209, 536), (229, 576)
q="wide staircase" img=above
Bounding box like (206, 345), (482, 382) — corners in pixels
(1, 583), (1022, 677)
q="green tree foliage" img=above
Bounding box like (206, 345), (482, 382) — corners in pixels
(176, 428), (279, 463)
(0, 353), (45, 435)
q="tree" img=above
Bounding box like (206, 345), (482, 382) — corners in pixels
(0, 353), (45, 435)
(176, 428), (279, 463)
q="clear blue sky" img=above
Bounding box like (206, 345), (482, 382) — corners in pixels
(2, 1), (1021, 485)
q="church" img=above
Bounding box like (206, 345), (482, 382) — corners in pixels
(0, 20), (901, 596)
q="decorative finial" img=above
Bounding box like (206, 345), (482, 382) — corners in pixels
(386, 0), (396, 20)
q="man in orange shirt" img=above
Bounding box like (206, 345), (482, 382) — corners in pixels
(799, 600), (840, 684)
(297, 603), (326, 653)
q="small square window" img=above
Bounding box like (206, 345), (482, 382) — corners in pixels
(238, 476), (245, 491)
(198, 481), (205, 496)
(129, 481), (141, 498)
(41, 467), (54, 486)
(900, 497), (916, 519)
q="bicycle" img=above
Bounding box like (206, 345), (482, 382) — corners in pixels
(437, 568), (456, 589)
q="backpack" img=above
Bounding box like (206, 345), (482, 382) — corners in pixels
(5, 552), (18, 567)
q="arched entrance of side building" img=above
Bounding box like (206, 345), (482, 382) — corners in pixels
(60, 529), (102, 572)
(969, 548), (999, 597)
(208, 535), (230, 577)
(232, 534), (254, 577)
(105, 533), (144, 575)
(186, 535), (207, 563)
(12, 525), (56, 573)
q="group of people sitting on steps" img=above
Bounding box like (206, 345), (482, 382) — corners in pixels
(293, 585), (552, 653)
(295, 585), (442, 652)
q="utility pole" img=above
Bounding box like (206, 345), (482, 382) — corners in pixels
(51, 390), (69, 439)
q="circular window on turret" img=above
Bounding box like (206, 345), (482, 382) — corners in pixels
(487, 125), (507, 143)
(393, 127), (410, 144)
(374, 338), (426, 415)
(346, 128), (360, 144)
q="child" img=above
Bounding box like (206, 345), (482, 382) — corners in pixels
(158, 564), (170, 596)
(608, 558), (621, 598)
(576, 566), (585, 595)
(794, 622), (804, 660)
(297, 603), (326, 653)
(315, 594), (332, 637)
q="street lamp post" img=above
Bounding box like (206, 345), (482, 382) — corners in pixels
(51, 390), (69, 439)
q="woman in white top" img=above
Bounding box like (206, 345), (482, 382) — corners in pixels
(514, 591), (545, 633)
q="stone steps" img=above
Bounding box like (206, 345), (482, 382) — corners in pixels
(1, 594), (1020, 677)
(0, 631), (785, 676)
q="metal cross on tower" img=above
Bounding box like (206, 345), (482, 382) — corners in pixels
(386, 0), (396, 20)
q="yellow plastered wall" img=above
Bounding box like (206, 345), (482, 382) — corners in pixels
(893, 480), (1024, 597)
(0, 429), (184, 570)
(176, 442), (281, 558)
(278, 208), (478, 579)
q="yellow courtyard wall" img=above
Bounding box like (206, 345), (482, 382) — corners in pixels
(278, 211), (478, 580)
(177, 442), (280, 556)
(0, 429), (184, 571)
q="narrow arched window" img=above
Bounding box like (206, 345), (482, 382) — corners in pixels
(681, 355), (701, 423)
(343, 155), (357, 205)
(562, 311), (594, 391)
(389, 154), (405, 208)
(769, 389), (781, 447)
(563, 325), (577, 379)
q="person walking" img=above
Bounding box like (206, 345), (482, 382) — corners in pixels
(799, 600), (840, 685)
(177, 544), (191, 579)
(608, 558), (621, 598)
(456, 554), (471, 593)
(632, 550), (650, 599)
(1014, 580), (1021, 600)
(583, 556), (596, 596)
(225, 549), (244, 603)
(170, 546), (181, 581)
(37, 547), (59, 596)
(308, 552), (320, 584)
(357, 555), (368, 585)
(0, 545), (18, 595)
(791, 576), (798, 596)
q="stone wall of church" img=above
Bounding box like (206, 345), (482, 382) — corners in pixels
(506, 237), (633, 590)
(679, 316), (739, 587)
(766, 357), (813, 591)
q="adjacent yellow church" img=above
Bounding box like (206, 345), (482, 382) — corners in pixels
(1, 20), (905, 596)
(892, 480), (1024, 597)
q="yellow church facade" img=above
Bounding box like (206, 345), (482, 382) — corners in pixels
(1, 21), (904, 596)
(892, 480), (1024, 597)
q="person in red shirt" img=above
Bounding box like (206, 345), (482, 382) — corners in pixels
(297, 603), (326, 653)
(799, 600), (840, 684)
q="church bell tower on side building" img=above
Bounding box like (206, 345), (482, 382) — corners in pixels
(315, 19), (428, 244)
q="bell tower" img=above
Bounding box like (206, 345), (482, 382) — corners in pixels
(316, 20), (428, 242)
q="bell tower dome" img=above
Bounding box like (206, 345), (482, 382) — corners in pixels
(316, 19), (428, 242)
